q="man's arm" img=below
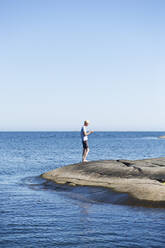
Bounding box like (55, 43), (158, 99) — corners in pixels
(83, 130), (94, 136)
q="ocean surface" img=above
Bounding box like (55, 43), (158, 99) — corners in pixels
(0, 131), (165, 248)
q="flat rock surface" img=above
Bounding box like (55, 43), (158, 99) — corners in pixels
(159, 136), (165, 139)
(41, 157), (165, 205)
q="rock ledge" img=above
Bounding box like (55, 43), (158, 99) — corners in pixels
(41, 157), (165, 205)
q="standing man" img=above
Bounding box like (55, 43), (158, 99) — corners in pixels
(81, 120), (94, 162)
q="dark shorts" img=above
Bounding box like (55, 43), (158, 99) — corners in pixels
(82, 140), (89, 149)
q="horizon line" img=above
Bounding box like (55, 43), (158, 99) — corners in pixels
(0, 130), (164, 132)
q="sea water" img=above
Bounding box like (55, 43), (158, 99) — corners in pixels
(0, 132), (165, 248)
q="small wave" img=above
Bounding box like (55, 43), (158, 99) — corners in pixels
(39, 135), (56, 139)
(141, 137), (158, 140)
(21, 176), (73, 191)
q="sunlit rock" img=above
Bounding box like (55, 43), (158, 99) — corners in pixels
(41, 158), (165, 206)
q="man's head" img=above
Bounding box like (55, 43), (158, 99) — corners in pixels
(84, 120), (90, 126)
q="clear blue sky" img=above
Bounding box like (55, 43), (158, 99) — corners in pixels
(0, 0), (165, 131)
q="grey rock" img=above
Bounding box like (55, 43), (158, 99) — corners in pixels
(41, 158), (165, 204)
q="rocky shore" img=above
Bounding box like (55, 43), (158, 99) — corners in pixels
(41, 157), (165, 207)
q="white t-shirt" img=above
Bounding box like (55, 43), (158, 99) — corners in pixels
(81, 125), (88, 141)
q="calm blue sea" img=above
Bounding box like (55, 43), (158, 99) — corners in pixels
(0, 132), (165, 248)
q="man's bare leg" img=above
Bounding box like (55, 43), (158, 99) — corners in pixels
(82, 148), (86, 162)
(82, 148), (89, 162)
